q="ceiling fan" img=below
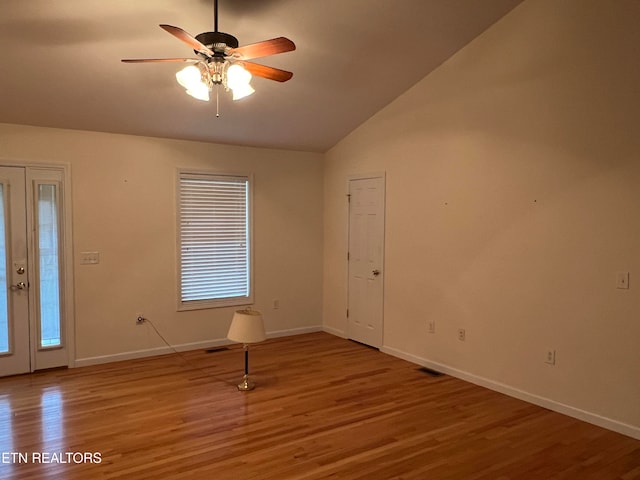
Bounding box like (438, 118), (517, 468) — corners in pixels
(121, 0), (295, 109)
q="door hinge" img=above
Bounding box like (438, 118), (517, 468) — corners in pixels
(346, 308), (349, 318)
(346, 193), (351, 202)
(347, 251), (350, 261)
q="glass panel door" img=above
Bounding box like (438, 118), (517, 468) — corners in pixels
(0, 184), (9, 354)
(0, 166), (71, 377)
(0, 167), (31, 377)
(36, 183), (62, 348)
(29, 169), (69, 371)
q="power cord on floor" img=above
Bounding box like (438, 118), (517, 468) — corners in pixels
(138, 316), (237, 387)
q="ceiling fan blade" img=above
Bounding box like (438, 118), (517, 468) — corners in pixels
(159, 24), (214, 57)
(243, 62), (293, 82)
(228, 37), (296, 60)
(121, 58), (195, 63)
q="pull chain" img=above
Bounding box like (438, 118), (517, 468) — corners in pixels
(216, 85), (220, 118)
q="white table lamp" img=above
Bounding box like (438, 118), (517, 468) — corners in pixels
(227, 308), (266, 390)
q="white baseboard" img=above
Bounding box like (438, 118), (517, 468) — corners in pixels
(75, 326), (323, 368)
(75, 338), (231, 367)
(322, 325), (346, 338)
(380, 345), (640, 441)
(267, 325), (323, 339)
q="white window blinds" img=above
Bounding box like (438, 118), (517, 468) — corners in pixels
(178, 173), (250, 307)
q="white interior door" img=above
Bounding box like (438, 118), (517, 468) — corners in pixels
(0, 166), (70, 376)
(347, 175), (385, 348)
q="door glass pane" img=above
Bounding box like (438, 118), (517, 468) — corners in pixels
(37, 184), (61, 348)
(0, 184), (8, 353)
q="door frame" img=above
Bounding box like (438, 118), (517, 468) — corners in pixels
(346, 172), (386, 347)
(1, 160), (75, 370)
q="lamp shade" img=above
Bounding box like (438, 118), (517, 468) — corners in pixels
(176, 64), (211, 102)
(226, 64), (252, 89)
(227, 309), (266, 344)
(231, 83), (255, 100)
(175, 65), (202, 89)
(185, 85), (210, 101)
(227, 64), (255, 101)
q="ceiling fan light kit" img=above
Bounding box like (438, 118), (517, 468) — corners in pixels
(175, 60), (254, 102)
(121, 0), (295, 114)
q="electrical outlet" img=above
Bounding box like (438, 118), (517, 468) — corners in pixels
(617, 272), (630, 289)
(428, 320), (435, 333)
(136, 315), (145, 325)
(457, 328), (466, 341)
(545, 349), (556, 365)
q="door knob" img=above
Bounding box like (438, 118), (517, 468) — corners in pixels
(372, 269), (380, 276)
(12, 282), (27, 290)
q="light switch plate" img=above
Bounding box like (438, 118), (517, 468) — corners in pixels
(80, 251), (100, 265)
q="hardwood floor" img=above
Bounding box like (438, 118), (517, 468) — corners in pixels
(0, 332), (638, 479)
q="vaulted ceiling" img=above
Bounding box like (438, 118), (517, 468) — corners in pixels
(0, 0), (523, 152)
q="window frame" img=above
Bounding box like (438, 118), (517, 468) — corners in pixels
(176, 169), (254, 311)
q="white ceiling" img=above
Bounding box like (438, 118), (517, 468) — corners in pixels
(0, 0), (523, 153)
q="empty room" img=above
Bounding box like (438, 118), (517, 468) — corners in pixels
(1, 0), (639, 478)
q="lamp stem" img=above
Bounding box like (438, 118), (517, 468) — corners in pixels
(244, 344), (249, 375)
(237, 343), (255, 391)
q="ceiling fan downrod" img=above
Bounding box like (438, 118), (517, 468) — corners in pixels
(195, 0), (238, 54)
(214, 0), (219, 33)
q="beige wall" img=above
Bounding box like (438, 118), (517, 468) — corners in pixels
(0, 123), (324, 362)
(324, 0), (640, 433)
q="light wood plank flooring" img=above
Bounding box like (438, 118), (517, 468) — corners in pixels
(1, 332), (639, 479)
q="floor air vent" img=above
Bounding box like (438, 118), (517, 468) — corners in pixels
(205, 347), (229, 353)
(418, 367), (444, 377)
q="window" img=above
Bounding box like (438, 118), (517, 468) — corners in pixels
(178, 171), (252, 309)
(36, 183), (62, 347)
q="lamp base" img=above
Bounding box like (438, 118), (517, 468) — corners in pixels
(237, 374), (255, 391)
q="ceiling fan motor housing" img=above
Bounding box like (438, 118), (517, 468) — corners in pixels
(195, 31), (239, 55)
